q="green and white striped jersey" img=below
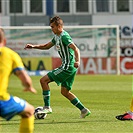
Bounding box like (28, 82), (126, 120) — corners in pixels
(51, 30), (75, 70)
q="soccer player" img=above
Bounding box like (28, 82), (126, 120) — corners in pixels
(0, 28), (37, 133)
(116, 98), (133, 120)
(24, 16), (91, 118)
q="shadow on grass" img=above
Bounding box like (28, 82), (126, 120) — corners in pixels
(0, 118), (121, 126)
(0, 119), (20, 125)
(34, 119), (118, 125)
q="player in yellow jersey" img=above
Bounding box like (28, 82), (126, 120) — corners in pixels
(0, 28), (37, 133)
(116, 77), (133, 121)
(116, 98), (133, 120)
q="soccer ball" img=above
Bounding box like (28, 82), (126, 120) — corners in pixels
(34, 106), (47, 119)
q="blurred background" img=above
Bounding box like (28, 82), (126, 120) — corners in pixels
(0, 0), (133, 75)
(0, 0), (132, 28)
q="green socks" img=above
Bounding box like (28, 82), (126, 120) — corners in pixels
(71, 98), (85, 110)
(43, 91), (85, 111)
(43, 90), (50, 107)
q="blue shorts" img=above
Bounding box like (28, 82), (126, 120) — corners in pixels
(0, 96), (26, 121)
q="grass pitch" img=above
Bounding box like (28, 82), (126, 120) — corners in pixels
(0, 75), (133, 133)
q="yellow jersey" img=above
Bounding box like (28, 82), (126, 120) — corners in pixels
(0, 47), (24, 100)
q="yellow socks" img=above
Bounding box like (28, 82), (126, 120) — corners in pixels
(130, 97), (133, 112)
(19, 115), (34, 133)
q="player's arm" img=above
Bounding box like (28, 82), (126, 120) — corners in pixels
(24, 42), (54, 50)
(15, 69), (37, 94)
(69, 43), (80, 68)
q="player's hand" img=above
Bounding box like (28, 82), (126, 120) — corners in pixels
(24, 44), (34, 49)
(74, 61), (80, 68)
(23, 87), (37, 94)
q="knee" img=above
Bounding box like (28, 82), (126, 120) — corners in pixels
(27, 105), (35, 117)
(40, 76), (49, 85)
(40, 77), (47, 85)
(21, 104), (35, 118)
(61, 89), (68, 97)
(30, 105), (35, 115)
(40, 77), (43, 84)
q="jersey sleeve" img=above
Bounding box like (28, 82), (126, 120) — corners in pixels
(51, 36), (56, 45)
(12, 51), (24, 73)
(62, 34), (73, 46)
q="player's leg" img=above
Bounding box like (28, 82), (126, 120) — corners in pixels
(39, 74), (53, 114)
(61, 86), (85, 109)
(39, 67), (71, 114)
(0, 96), (35, 133)
(19, 102), (34, 133)
(116, 97), (133, 120)
(61, 86), (91, 118)
(19, 116), (34, 133)
(130, 97), (133, 112)
(61, 71), (91, 118)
